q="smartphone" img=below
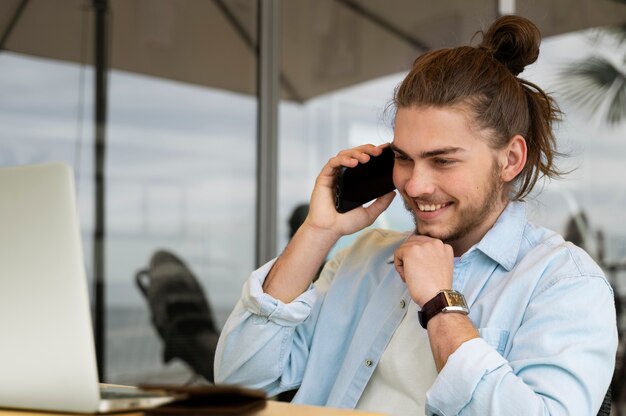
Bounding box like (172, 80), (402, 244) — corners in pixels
(335, 146), (396, 213)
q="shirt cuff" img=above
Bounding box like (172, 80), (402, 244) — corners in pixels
(240, 258), (318, 327)
(426, 337), (510, 415)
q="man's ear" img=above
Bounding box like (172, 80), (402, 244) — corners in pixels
(500, 135), (527, 183)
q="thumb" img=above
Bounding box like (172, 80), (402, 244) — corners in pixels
(363, 191), (396, 224)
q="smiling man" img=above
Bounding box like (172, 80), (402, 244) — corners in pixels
(215, 16), (617, 416)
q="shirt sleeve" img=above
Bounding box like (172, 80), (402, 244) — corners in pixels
(240, 258), (319, 327)
(425, 274), (617, 416)
(214, 249), (346, 395)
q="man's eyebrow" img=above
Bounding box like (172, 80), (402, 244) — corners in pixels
(389, 143), (466, 159)
(420, 147), (466, 158)
(389, 143), (408, 156)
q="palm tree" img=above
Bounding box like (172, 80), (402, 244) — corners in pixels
(557, 24), (626, 126)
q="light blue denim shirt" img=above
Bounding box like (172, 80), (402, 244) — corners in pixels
(215, 202), (617, 415)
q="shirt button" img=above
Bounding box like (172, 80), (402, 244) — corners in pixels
(364, 359), (373, 367)
(400, 299), (406, 309)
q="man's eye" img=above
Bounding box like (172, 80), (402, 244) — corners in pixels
(393, 154), (411, 162)
(434, 158), (455, 166)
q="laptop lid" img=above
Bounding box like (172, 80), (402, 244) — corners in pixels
(0, 163), (177, 413)
(0, 163), (107, 412)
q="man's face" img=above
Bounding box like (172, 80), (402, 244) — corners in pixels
(391, 106), (508, 255)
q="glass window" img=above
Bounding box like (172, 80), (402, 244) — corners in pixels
(105, 0), (257, 383)
(0, 0), (258, 384)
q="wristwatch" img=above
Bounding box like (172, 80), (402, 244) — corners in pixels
(418, 290), (469, 329)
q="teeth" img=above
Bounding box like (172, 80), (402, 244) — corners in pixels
(417, 203), (446, 212)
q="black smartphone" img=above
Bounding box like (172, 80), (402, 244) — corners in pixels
(335, 146), (396, 213)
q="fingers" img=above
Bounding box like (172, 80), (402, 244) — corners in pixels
(341, 143), (385, 159)
(393, 235), (454, 277)
(403, 234), (455, 255)
(307, 143), (393, 238)
(393, 237), (455, 306)
(320, 144), (385, 176)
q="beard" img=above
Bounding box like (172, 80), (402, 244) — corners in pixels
(403, 162), (504, 245)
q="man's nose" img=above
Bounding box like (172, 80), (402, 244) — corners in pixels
(404, 168), (436, 197)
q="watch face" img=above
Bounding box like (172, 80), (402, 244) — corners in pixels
(443, 291), (467, 307)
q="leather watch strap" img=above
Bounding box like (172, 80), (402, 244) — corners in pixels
(418, 290), (468, 329)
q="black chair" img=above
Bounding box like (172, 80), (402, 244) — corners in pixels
(136, 250), (219, 383)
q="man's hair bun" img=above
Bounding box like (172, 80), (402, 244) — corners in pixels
(479, 15), (541, 76)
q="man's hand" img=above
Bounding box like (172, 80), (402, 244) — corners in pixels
(394, 234), (478, 371)
(393, 234), (454, 307)
(304, 144), (396, 240)
(262, 144), (395, 303)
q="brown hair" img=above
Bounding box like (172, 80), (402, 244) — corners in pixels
(393, 15), (562, 200)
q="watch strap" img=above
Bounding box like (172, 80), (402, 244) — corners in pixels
(418, 290), (469, 329)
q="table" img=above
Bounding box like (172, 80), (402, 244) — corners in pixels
(0, 401), (386, 416)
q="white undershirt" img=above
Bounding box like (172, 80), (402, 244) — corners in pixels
(355, 301), (438, 416)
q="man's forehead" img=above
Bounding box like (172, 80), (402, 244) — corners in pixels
(392, 106), (490, 155)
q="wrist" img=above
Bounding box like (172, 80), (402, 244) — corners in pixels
(415, 286), (451, 308)
(299, 220), (342, 246)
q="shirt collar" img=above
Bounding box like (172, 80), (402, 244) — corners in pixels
(474, 201), (527, 271)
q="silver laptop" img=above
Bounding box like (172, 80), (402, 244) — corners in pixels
(0, 163), (177, 413)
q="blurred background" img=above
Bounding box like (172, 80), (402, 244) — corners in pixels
(1, 0), (626, 409)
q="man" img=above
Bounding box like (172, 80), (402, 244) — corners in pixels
(215, 15), (617, 415)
